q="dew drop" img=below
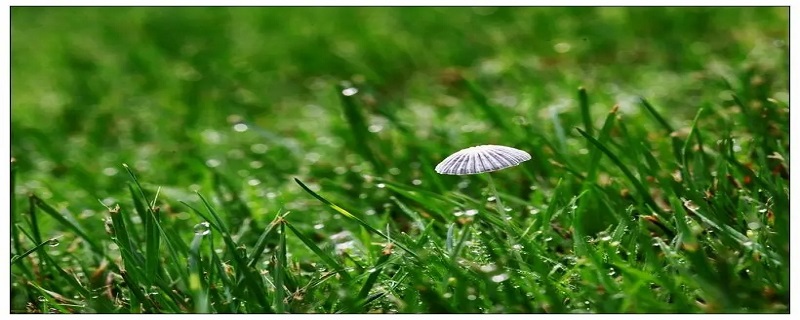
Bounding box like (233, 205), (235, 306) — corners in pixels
(480, 264), (497, 273)
(491, 273), (510, 283)
(102, 167), (119, 176)
(342, 87), (359, 96)
(205, 159), (221, 168)
(233, 123), (248, 132)
(250, 144), (269, 154)
(376, 183), (386, 189)
(554, 42), (572, 53)
(48, 239), (60, 247)
(194, 222), (211, 236)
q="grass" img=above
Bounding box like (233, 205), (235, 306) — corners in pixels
(10, 7), (789, 314)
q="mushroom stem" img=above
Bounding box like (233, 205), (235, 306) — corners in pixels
(486, 174), (510, 223)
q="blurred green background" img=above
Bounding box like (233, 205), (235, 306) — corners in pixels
(12, 7), (788, 205)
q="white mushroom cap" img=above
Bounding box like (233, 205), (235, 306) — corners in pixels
(435, 145), (531, 175)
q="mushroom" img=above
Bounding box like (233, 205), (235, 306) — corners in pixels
(435, 145), (531, 219)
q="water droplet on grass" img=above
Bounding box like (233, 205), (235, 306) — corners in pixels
(376, 183), (386, 189)
(491, 273), (510, 283)
(342, 87), (359, 96)
(205, 159), (221, 168)
(48, 239), (60, 247)
(480, 264), (497, 272)
(554, 42), (571, 53)
(412, 179), (422, 186)
(102, 167), (118, 176)
(233, 123), (248, 132)
(194, 222), (211, 236)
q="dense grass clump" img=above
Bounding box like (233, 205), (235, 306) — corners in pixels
(10, 7), (788, 313)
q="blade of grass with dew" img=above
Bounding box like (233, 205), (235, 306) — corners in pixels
(284, 221), (351, 281)
(585, 105), (618, 183)
(191, 192), (272, 312)
(188, 230), (210, 313)
(273, 219), (287, 314)
(123, 165), (163, 284)
(105, 204), (145, 274)
(125, 183), (146, 244)
(11, 237), (58, 266)
(212, 171), (261, 239)
(246, 212), (284, 268)
(294, 177), (420, 260)
(337, 85), (386, 175)
(32, 195), (106, 257)
(26, 195), (43, 249)
(576, 128), (662, 215)
(118, 269), (153, 313)
(350, 249), (394, 312)
(639, 97), (683, 165)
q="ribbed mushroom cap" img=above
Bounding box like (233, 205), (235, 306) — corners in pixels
(435, 145), (531, 175)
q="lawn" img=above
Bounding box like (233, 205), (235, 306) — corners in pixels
(10, 7), (789, 313)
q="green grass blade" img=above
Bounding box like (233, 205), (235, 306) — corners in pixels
(639, 97), (674, 132)
(10, 237), (57, 265)
(122, 165), (162, 284)
(192, 192), (272, 312)
(337, 85), (385, 174)
(578, 86), (593, 137)
(247, 214), (282, 268)
(11, 158), (22, 256)
(576, 128), (661, 215)
(638, 97), (683, 164)
(32, 195), (105, 255)
(284, 221), (351, 281)
(585, 105), (618, 183)
(273, 220), (287, 314)
(294, 178), (420, 260)
(188, 232), (209, 313)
